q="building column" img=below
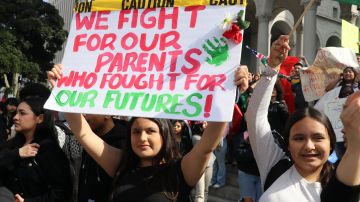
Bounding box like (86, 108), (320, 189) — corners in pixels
(302, 0), (320, 64)
(295, 24), (303, 57)
(256, 14), (271, 73)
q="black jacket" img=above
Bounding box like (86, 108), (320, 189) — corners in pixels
(0, 138), (72, 202)
(78, 123), (127, 202)
(268, 100), (289, 135)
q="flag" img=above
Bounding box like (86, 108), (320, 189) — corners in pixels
(245, 45), (268, 66)
(335, 0), (360, 6)
(231, 104), (243, 135)
(279, 56), (299, 114)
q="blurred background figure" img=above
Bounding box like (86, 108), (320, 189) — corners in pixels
(172, 120), (192, 156)
(191, 121), (215, 202)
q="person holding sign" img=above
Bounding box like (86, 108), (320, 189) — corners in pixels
(246, 35), (360, 202)
(316, 66), (359, 157)
(49, 63), (235, 201)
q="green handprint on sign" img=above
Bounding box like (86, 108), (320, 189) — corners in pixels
(203, 37), (229, 66)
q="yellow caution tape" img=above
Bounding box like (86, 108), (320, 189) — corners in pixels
(74, 0), (247, 12)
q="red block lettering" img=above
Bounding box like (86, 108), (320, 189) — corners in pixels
(184, 6), (206, 28)
(181, 48), (202, 74)
(140, 8), (157, 29)
(95, 11), (110, 30)
(158, 7), (179, 29)
(76, 12), (96, 30)
(73, 34), (87, 52)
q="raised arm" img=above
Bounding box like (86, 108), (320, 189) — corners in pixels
(48, 65), (122, 177)
(181, 121), (227, 186)
(246, 35), (291, 186)
(325, 74), (341, 92)
(181, 65), (251, 186)
(337, 91), (360, 186)
(321, 91), (360, 202)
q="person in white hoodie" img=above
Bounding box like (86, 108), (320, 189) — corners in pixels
(245, 35), (360, 202)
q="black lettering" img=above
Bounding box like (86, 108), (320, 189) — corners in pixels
(130, 0), (137, 9)
(74, 1), (92, 13)
(219, 0), (227, 5)
(229, 0), (237, 5)
(165, 0), (174, 7)
(84, 1), (92, 12)
(138, 0), (145, 9)
(209, 0), (218, 5)
(122, 0), (128, 10)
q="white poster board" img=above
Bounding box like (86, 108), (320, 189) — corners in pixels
(301, 47), (359, 102)
(45, 6), (246, 121)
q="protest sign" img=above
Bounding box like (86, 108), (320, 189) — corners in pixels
(324, 97), (346, 142)
(300, 47), (359, 102)
(44, 4), (246, 122)
(314, 85), (347, 142)
(342, 20), (359, 54)
(73, 0), (247, 12)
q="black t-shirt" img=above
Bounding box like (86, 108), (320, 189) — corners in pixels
(111, 160), (192, 202)
(78, 124), (127, 202)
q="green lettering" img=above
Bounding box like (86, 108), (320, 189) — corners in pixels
(155, 93), (172, 113)
(103, 90), (121, 108)
(169, 94), (184, 114)
(69, 91), (83, 107)
(129, 92), (145, 110)
(79, 90), (98, 108)
(183, 93), (202, 117)
(115, 92), (130, 110)
(141, 93), (157, 112)
(55, 90), (71, 107)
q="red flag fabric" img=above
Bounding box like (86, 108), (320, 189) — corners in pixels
(279, 56), (299, 113)
(231, 104), (243, 135)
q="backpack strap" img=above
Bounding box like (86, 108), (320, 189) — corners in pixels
(264, 158), (292, 191)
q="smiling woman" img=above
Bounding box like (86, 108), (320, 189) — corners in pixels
(245, 35), (358, 202)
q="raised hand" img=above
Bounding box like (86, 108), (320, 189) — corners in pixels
(47, 64), (63, 88)
(341, 91), (360, 150)
(19, 143), (40, 158)
(268, 35), (290, 69)
(15, 194), (24, 202)
(234, 65), (249, 93)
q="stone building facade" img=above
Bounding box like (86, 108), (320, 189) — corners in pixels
(243, 0), (359, 73)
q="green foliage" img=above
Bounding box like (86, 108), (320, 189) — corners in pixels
(236, 10), (250, 30)
(0, 0), (67, 81)
(0, 30), (40, 77)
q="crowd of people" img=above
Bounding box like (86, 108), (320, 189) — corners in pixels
(0, 35), (359, 202)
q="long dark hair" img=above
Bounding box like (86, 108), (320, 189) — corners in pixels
(339, 67), (359, 88)
(0, 97), (57, 151)
(274, 80), (284, 101)
(112, 117), (181, 200)
(282, 107), (336, 187)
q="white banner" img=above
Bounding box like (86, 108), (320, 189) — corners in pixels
(301, 47), (359, 102)
(45, 6), (246, 121)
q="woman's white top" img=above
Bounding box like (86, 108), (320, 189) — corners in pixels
(246, 67), (322, 202)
